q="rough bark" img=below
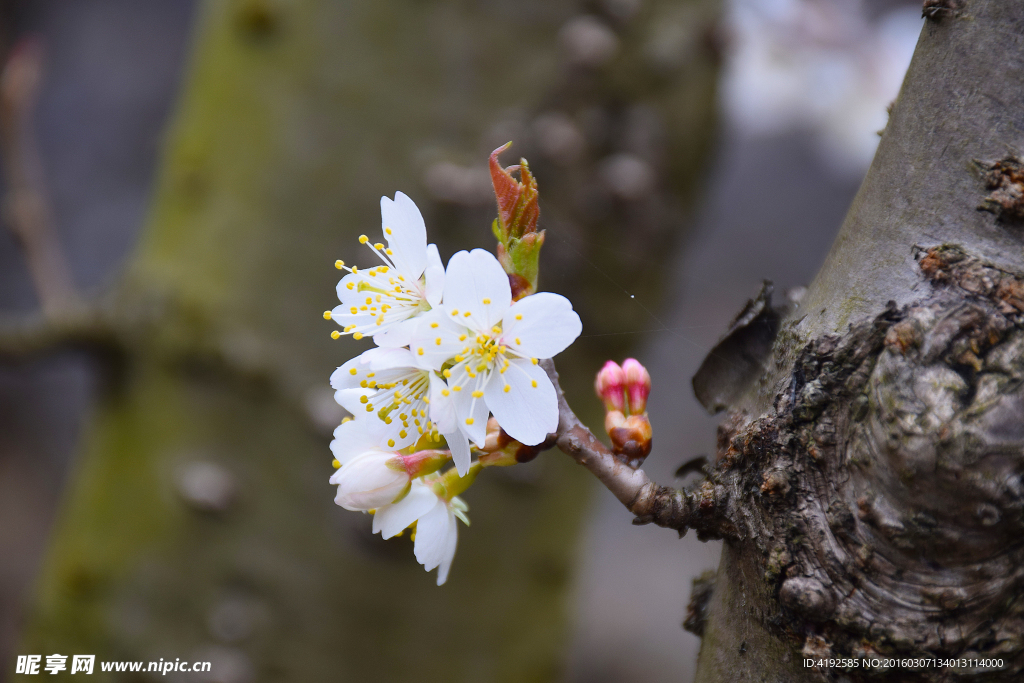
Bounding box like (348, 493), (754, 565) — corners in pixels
(13, 1), (720, 681)
(690, 2), (1024, 681)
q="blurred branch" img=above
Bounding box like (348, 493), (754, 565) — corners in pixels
(0, 305), (118, 359)
(542, 359), (734, 540)
(0, 38), (79, 318)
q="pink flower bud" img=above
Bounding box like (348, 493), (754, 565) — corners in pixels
(621, 358), (651, 414)
(595, 360), (627, 412)
(386, 449), (450, 479)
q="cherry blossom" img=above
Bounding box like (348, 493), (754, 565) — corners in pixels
(411, 248), (581, 451)
(329, 192), (444, 346)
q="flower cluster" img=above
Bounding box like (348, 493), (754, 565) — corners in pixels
(325, 190), (581, 584)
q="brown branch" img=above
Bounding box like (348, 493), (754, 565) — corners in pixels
(0, 304), (119, 359)
(0, 38), (78, 317)
(541, 358), (733, 539)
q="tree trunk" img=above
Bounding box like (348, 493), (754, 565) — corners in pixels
(16, 1), (719, 681)
(692, 2), (1024, 681)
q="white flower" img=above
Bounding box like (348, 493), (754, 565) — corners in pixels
(330, 346), (473, 474)
(372, 479), (468, 586)
(329, 420), (410, 511)
(331, 192), (444, 346)
(411, 249), (581, 449)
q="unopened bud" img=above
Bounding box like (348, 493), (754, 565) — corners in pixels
(622, 358), (651, 414)
(595, 360), (627, 412)
(385, 449), (450, 479)
(479, 417), (547, 466)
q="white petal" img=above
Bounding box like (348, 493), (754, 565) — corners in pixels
(428, 373), (458, 433)
(414, 501), (456, 574)
(424, 243), (445, 308)
(381, 192), (427, 279)
(449, 366), (490, 446)
(372, 483), (437, 538)
(408, 312), (466, 371)
(328, 419), (382, 464)
(333, 388), (371, 414)
(502, 292), (582, 359)
(372, 318), (421, 348)
(443, 249), (511, 330)
(333, 452), (409, 511)
(484, 359), (557, 446)
(444, 430), (472, 477)
(434, 510), (459, 585)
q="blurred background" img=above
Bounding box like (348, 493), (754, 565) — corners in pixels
(0, 1), (920, 681)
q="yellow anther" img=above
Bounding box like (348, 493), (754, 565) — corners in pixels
(472, 390), (483, 398)
(332, 459), (341, 468)
(335, 260), (345, 269)
(374, 242), (384, 250)
(385, 227), (392, 235)
(515, 314), (523, 321)
(531, 358), (538, 365)
(360, 380), (368, 388)
(491, 326), (501, 334)
(345, 325), (357, 332)
(350, 307), (358, 314)
(352, 265), (359, 273)
(323, 310), (332, 320)
(465, 418), (474, 425)
(346, 282), (355, 290)
(443, 369), (451, 378)
(359, 235), (369, 244)
(353, 332), (365, 340)
(452, 385), (462, 392)
(435, 338), (442, 346)
(483, 298), (491, 305)
(464, 311), (472, 317)
(331, 331), (341, 339)
(515, 338), (521, 345)
(359, 395), (369, 404)
(441, 389), (450, 397)
(451, 309), (459, 316)
(367, 372), (375, 377)
(499, 345), (507, 353)
(504, 385), (511, 393)
(531, 380), (538, 387)
(417, 348), (425, 356)
(366, 404), (374, 412)
(399, 430), (408, 438)
(386, 248), (394, 255)
(342, 417), (352, 423)
(459, 334), (467, 341)
(349, 368), (358, 375)
(387, 439), (395, 448)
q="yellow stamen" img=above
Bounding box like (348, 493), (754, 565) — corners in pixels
(323, 311), (332, 320)
(331, 331), (341, 339)
(335, 260), (345, 269)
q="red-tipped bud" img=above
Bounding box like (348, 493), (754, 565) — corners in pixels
(595, 360), (627, 412)
(385, 449), (450, 479)
(622, 358), (651, 414)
